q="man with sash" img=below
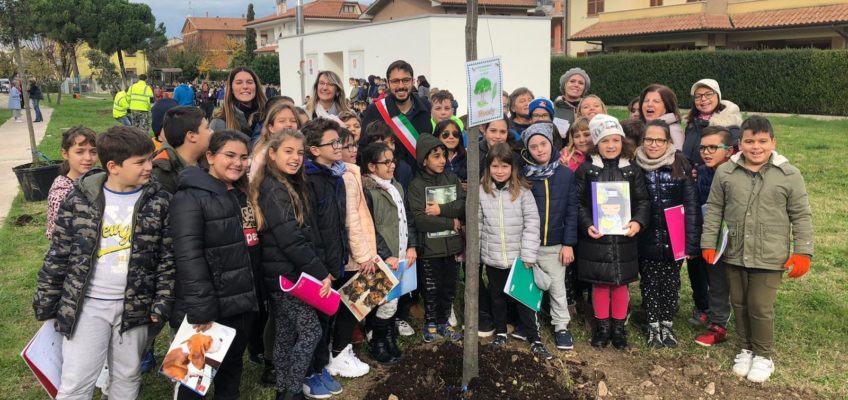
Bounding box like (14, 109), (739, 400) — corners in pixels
(362, 60), (432, 190)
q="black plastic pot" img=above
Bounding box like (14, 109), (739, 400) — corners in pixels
(13, 162), (61, 202)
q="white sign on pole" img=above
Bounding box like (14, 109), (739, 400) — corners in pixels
(465, 57), (503, 127)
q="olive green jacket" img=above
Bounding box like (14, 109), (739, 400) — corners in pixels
(701, 151), (813, 270)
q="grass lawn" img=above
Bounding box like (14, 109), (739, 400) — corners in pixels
(0, 97), (846, 399)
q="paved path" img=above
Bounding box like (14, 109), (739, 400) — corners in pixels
(0, 96), (53, 224)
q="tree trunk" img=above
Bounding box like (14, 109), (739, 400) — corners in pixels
(12, 38), (38, 164)
(461, 0), (480, 389)
(70, 44), (81, 94)
(116, 49), (127, 90)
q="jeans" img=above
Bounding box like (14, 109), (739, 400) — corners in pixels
(32, 99), (43, 122)
(116, 116), (132, 126)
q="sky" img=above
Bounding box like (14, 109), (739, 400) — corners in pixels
(132, 0), (279, 37)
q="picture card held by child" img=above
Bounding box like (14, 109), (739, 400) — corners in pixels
(592, 181), (632, 235)
(21, 321), (63, 399)
(339, 255), (400, 321)
(160, 317), (237, 396)
(425, 184), (460, 238)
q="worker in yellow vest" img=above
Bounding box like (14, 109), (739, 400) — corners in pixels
(127, 74), (155, 133)
(113, 88), (131, 126)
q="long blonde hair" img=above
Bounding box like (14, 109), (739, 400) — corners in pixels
(481, 142), (529, 202)
(576, 95), (608, 118)
(306, 71), (350, 116)
(255, 102), (302, 151)
(249, 129), (310, 230)
(214, 67), (268, 131)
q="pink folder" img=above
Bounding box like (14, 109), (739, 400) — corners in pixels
(664, 205), (687, 261)
(279, 273), (341, 316)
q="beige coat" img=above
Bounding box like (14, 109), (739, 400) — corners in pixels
(343, 163), (377, 271)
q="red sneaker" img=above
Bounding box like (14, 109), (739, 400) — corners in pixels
(694, 324), (727, 347)
(351, 324), (366, 344)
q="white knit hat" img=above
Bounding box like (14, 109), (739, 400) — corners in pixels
(690, 79), (722, 101)
(588, 114), (624, 145)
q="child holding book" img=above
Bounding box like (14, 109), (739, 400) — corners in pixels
(33, 126), (174, 399)
(250, 129), (334, 400)
(408, 134), (466, 342)
(479, 142), (552, 359)
(701, 116), (813, 383)
(170, 130), (260, 399)
(47, 127), (97, 240)
(520, 123), (579, 351)
(634, 120), (701, 349)
(575, 115), (650, 350)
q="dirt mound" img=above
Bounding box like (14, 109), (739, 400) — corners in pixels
(365, 342), (595, 400)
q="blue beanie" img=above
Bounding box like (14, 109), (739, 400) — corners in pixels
(528, 98), (554, 118)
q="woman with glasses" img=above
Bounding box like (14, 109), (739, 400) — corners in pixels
(683, 79), (743, 166)
(306, 70), (351, 119)
(435, 119), (467, 185)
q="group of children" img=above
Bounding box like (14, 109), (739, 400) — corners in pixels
(33, 64), (813, 400)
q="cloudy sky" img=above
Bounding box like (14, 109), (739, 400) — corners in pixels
(133, 0), (279, 37)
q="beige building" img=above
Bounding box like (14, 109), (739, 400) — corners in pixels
(568, 0), (848, 56)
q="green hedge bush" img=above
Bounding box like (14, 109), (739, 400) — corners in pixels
(551, 49), (848, 116)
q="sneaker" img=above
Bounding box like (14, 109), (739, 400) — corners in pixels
(478, 327), (495, 338)
(746, 356), (775, 383)
(659, 321), (678, 348)
(732, 349), (754, 377)
(511, 326), (528, 342)
(646, 322), (664, 349)
(437, 323), (463, 341)
(555, 330), (574, 350)
(249, 352), (264, 366)
(694, 324), (728, 347)
(491, 333), (508, 346)
(140, 350), (156, 374)
(302, 374), (332, 399)
(423, 322), (438, 343)
(317, 368), (343, 394)
(688, 309), (709, 326)
(327, 344), (370, 378)
(261, 364), (276, 387)
(530, 341), (553, 360)
(396, 319), (415, 337)
(448, 308), (458, 327)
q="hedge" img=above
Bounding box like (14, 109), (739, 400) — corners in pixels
(551, 49), (848, 116)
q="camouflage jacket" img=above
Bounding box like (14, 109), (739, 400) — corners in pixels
(33, 169), (175, 337)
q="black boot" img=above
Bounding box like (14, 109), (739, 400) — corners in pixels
(591, 318), (611, 347)
(611, 318), (627, 350)
(261, 360), (275, 387)
(369, 319), (397, 364)
(385, 318), (403, 360)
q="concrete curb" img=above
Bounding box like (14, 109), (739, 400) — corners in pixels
(0, 106), (54, 224)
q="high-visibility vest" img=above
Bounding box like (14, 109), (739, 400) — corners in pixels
(127, 80), (154, 112)
(113, 90), (130, 118)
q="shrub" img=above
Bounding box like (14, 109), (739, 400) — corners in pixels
(551, 49), (848, 116)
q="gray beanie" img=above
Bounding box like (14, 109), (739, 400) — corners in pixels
(559, 67), (591, 96)
(521, 122), (554, 149)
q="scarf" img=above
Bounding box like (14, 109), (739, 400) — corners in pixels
(329, 160), (347, 177)
(523, 150), (562, 181)
(635, 145), (677, 171)
(314, 101), (339, 119)
(369, 174), (408, 256)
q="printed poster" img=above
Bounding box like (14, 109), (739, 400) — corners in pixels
(592, 181), (632, 236)
(426, 185), (459, 239)
(465, 57), (503, 126)
(160, 318), (237, 396)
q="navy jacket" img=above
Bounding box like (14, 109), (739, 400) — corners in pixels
(305, 160), (349, 278)
(696, 164), (716, 206)
(526, 164), (578, 248)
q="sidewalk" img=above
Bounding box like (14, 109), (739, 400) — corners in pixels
(0, 104), (53, 224)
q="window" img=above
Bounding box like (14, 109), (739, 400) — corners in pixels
(342, 4), (357, 13)
(587, 0), (604, 16)
(651, 0), (662, 6)
(124, 51), (136, 57)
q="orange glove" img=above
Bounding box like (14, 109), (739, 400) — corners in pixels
(784, 254), (811, 278)
(702, 249), (716, 265)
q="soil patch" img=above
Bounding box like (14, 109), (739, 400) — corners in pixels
(365, 342), (595, 400)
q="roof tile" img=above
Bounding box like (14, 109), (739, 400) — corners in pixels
(248, 0), (367, 26)
(186, 17), (248, 32)
(438, 0), (536, 7)
(571, 13), (732, 40)
(732, 3), (848, 29)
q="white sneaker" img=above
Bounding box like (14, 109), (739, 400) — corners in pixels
(449, 308), (458, 327)
(327, 344), (369, 378)
(746, 356), (774, 383)
(396, 319), (414, 336)
(732, 349), (754, 377)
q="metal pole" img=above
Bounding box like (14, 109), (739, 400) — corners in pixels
(297, 0), (305, 103)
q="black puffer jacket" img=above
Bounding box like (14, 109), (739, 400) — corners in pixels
(575, 155), (651, 285)
(305, 159), (349, 279)
(169, 167), (258, 326)
(257, 175), (330, 292)
(637, 157), (702, 261)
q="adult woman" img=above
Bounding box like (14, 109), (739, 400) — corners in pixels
(210, 67), (268, 137)
(8, 80), (22, 122)
(28, 78), (44, 122)
(508, 87), (534, 135)
(639, 84), (684, 152)
(683, 79), (742, 165)
(197, 81), (216, 121)
(305, 70), (350, 119)
(554, 67), (590, 123)
(417, 75), (430, 101)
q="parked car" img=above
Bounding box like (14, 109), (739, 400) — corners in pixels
(0, 79), (10, 93)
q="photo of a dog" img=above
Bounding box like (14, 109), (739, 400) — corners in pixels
(160, 318), (236, 396)
(339, 256), (400, 320)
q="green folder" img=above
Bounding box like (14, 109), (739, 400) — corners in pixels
(503, 258), (543, 312)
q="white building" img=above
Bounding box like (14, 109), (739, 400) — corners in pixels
(277, 14), (552, 114)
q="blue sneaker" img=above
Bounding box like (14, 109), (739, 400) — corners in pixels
(140, 350), (156, 374)
(511, 326), (528, 341)
(302, 374), (332, 399)
(437, 324), (463, 341)
(318, 368), (342, 394)
(423, 322), (438, 343)
(555, 330), (574, 350)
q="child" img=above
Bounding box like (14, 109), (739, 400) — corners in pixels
(170, 130), (259, 399)
(153, 106), (213, 194)
(478, 115), (518, 175)
(430, 90), (465, 134)
(360, 143), (418, 363)
(47, 127), (97, 240)
(693, 126), (735, 347)
(575, 114), (650, 350)
(250, 102), (303, 181)
(701, 116), (813, 383)
(250, 96), (299, 149)
(250, 129), (335, 399)
(520, 123), (579, 351)
(33, 126), (174, 399)
(620, 118), (645, 150)
(408, 133), (465, 342)
(365, 121), (413, 191)
(576, 95), (608, 121)
(564, 117), (592, 172)
(435, 119), (467, 184)
(339, 111), (363, 144)
(634, 120), (701, 348)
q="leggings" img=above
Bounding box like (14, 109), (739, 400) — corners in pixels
(270, 292), (320, 394)
(639, 258), (683, 323)
(592, 284), (629, 320)
(419, 256), (459, 325)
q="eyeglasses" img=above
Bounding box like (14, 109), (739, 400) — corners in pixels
(531, 112), (551, 121)
(699, 144), (731, 154)
(373, 159), (397, 166)
(388, 77), (413, 86)
(440, 131), (461, 139)
(314, 139), (342, 150)
(643, 138), (668, 146)
(341, 143), (357, 152)
(317, 81), (334, 88)
(693, 91), (716, 101)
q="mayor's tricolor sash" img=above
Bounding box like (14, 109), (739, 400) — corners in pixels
(375, 98), (418, 157)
